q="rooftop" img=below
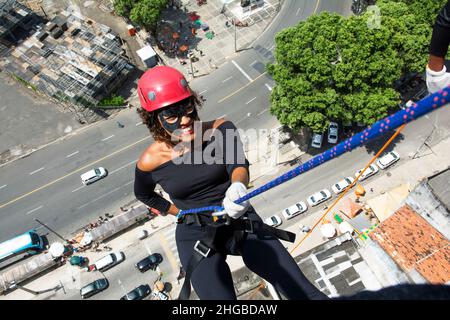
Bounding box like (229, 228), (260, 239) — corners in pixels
(296, 233), (381, 297)
(370, 205), (450, 284)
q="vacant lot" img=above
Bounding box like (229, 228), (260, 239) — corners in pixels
(0, 72), (81, 164)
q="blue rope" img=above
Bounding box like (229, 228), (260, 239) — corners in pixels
(177, 86), (450, 219)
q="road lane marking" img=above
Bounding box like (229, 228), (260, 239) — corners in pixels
(77, 186), (122, 209)
(29, 167), (45, 175)
(231, 60), (253, 82)
(66, 151), (79, 158)
(0, 184), (6, 190)
(158, 233), (179, 274)
(199, 90), (207, 95)
(0, 136), (150, 210)
(250, 60), (258, 67)
(222, 76), (233, 83)
(123, 180), (134, 187)
(246, 97), (257, 105)
(268, 44), (275, 51)
(314, 0), (321, 13)
(101, 135), (114, 142)
(109, 160), (137, 175)
(257, 109), (269, 116)
(218, 114), (227, 119)
(135, 121), (143, 126)
(217, 72), (267, 103)
(26, 205), (43, 215)
(265, 83), (273, 91)
(296, 7), (301, 16)
(72, 185), (84, 193)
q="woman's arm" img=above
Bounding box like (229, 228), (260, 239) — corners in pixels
(230, 166), (249, 187)
(134, 145), (180, 216)
(428, 1), (450, 71)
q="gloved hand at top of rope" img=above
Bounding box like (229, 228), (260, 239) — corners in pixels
(214, 182), (250, 219)
(426, 65), (450, 93)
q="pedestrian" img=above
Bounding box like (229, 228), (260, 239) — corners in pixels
(426, 0), (450, 93)
(370, 187), (374, 193)
(179, 21), (183, 29)
(134, 66), (328, 300)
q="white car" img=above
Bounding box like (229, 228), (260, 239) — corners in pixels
(311, 133), (323, 149)
(331, 176), (355, 195)
(327, 122), (338, 144)
(307, 189), (332, 207)
(355, 163), (379, 181)
(80, 167), (108, 185)
(376, 151), (400, 169)
(282, 202), (308, 220)
(264, 215), (282, 227)
(93, 251), (125, 272)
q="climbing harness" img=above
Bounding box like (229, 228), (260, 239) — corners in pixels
(176, 212), (296, 300)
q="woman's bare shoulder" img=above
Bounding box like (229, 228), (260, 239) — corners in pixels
(137, 142), (169, 172)
(213, 118), (226, 129)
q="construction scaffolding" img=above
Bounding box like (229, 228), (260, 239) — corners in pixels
(0, 0), (135, 108)
(0, 0), (40, 55)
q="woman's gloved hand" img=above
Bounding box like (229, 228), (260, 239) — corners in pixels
(426, 65), (450, 93)
(221, 182), (250, 219)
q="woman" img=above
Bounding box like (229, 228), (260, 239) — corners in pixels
(134, 66), (326, 300)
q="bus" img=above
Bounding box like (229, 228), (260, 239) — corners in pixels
(0, 230), (46, 263)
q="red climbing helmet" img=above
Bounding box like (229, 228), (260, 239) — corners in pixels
(137, 66), (192, 112)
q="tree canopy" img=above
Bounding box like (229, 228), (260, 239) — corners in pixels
(268, 0), (445, 133)
(113, 0), (168, 32)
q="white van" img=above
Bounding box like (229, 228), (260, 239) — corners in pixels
(80, 167), (108, 185)
(94, 251), (125, 271)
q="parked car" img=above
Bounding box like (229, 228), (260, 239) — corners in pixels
(135, 253), (163, 273)
(355, 163), (379, 181)
(80, 278), (109, 299)
(327, 122), (339, 144)
(307, 189), (332, 207)
(376, 151), (400, 169)
(331, 177), (355, 195)
(94, 251), (125, 272)
(120, 284), (151, 300)
(281, 202), (308, 220)
(80, 167), (108, 185)
(311, 133), (324, 149)
(264, 215), (282, 227)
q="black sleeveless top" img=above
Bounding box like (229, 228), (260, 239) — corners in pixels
(134, 121), (249, 212)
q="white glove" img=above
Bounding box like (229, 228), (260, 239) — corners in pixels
(215, 182), (250, 219)
(426, 65), (450, 94)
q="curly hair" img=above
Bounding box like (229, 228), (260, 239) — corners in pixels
(137, 92), (203, 147)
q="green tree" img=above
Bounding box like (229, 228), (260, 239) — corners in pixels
(268, 0), (437, 133)
(113, 0), (134, 16)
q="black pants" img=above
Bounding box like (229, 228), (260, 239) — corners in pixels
(175, 210), (328, 300)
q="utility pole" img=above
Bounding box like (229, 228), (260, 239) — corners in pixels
(234, 19), (237, 52)
(9, 281), (62, 296)
(187, 51), (195, 78)
(34, 218), (68, 243)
